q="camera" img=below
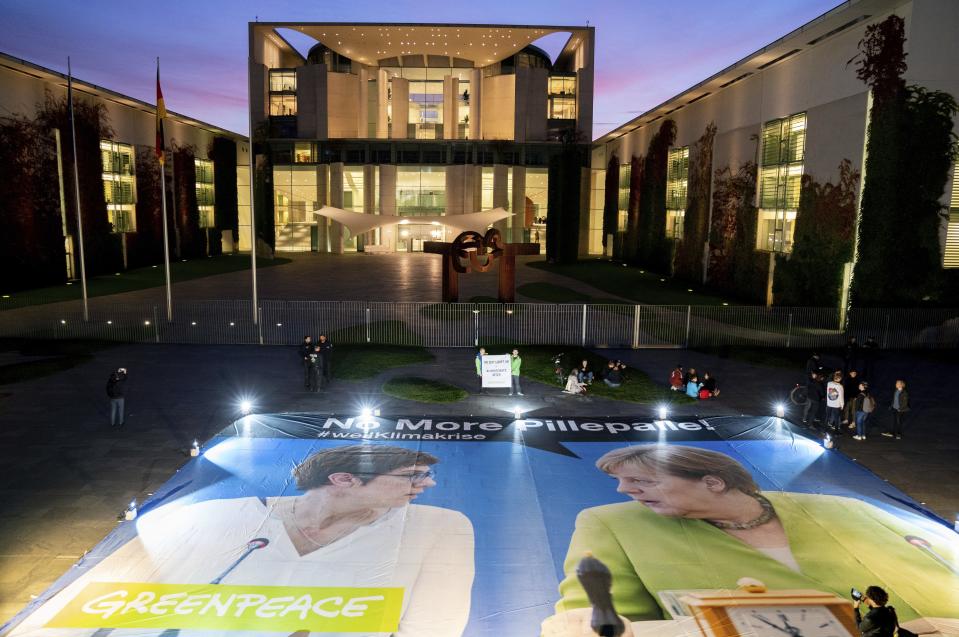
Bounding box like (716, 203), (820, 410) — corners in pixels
(850, 588), (863, 601)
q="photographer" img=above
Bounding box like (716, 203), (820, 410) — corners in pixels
(853, 586), (897, 637)
(106, 367), (128, 427)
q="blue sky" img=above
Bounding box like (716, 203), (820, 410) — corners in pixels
(2, 0), (843, 138)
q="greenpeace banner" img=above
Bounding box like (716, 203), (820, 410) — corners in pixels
(4, 414), (958, 637)
(480, 354), (511, 388)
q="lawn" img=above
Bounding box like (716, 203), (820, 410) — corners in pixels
(516, 282), (630, 306)
(331, 344), (434, 380)
(382, 377), (468, 403)
(0, 254), (291, 309)
(525, 260), (733, 306)
(480, 344), (694, 405)
(0, 339), (117, 385)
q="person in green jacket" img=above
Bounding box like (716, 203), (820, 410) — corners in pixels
(475, 347), (487, 394)
(546, 445), (957, 635)
(510, 348), (523, 396)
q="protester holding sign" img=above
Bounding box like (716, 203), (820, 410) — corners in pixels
(510, 349), (524, 396)
(475, 347), (487, 394)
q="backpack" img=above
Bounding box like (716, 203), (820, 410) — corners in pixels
(863, 394), (876, 413)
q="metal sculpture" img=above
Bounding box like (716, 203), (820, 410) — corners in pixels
(424, 229), (539, 303)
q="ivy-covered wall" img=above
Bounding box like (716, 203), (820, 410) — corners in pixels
(546, 143), (587, 263)
(173, 145), (205, 259)
(673, 123), (717, 282)
(633, 120), (677, 272)
(707, 161), (770, 303)
(773, 160), (859, 307)
(0, 115), (64, 291)
(601, 154), (619, 254)
(124, 146), (166, 269)
(850, 15), (959, 306)
(624, 154), (643, 263)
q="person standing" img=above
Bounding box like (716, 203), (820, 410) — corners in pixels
(307, 345), (323, 393)
(509, 349), (523, 396)
(843, 336), (859, 374)
(475, 347), (487, 394)
(317, 334), (333, 387)
(802, 371), (824, 425)
(825, 371), (845, 431)
(299, 335), (313, 389)
(861, 335), (879, 380)
(853, 382), (875, 440)
(882, 379), (909, 439)
(842, 368), (861, 426)
(106, 368), (128, 427)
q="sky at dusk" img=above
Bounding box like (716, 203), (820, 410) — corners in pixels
(2, 0), (844, 139)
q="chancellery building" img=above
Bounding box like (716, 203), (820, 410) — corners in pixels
(248, 22), (594, 255)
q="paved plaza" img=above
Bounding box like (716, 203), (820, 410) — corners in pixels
(1, 256), (957, 625)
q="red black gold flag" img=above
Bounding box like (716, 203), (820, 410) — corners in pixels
(156, 66), (166, 164)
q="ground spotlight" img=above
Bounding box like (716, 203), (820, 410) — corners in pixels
(239, 399), (253, 415)
(125, 499), (138, 521)
(513, 406), (523, 419)
(657, 405), (669, 421)
(823, 432), (834, 449)
(775, 403), (785, 418)
(360, 407), (373, 419)
(190, 439), (200, 457)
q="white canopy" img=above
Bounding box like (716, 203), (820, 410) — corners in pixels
(313, 206), (513, 236)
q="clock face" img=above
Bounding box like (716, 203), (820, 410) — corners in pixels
(726, 605), (854, 637)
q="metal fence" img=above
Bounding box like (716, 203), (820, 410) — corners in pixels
(1, 299), (957, 349)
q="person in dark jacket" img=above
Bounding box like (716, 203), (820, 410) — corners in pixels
(805, 353), (822, 376)
(299, 336), (313, 389)
(861, 336), (879, 380)
(106, 368), (128, 426)
(843, 368), (861, 426)
(317, 334), (333, 386)
(843, 336), (859, 374)
(854, 586), (897, 637)
(802, 372), (825, 425)
(307, 345), (323, 393)
(881, 379), (910, 440)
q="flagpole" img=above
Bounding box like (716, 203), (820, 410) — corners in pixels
(157, 58), (173, 322)
(246, 54), (258, 325)
(67, 57), (90, 322)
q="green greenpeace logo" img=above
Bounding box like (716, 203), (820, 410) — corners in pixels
(46, 582), (404, 632)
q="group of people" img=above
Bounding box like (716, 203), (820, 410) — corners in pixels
(668, 364), (720, 400)
(474, 347), (524, 396)
(299, 334), (333, 392)
(802, 346), (909, 440)
(563, 359), (627, 395)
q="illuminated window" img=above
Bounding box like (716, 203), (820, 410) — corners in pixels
(945, 159), (959, 268)
(548, 75), (577, 120)
(269, 69), (297, 116)
(589, 169), (606, 255)
(269, 94), (297, 116)
(617, 163), (631, 232)
(100, 140), (136, 233)
(194, 158), (215, 228)
(757, 112), (806, 253)
(665, 146), (689, 239)
(294, 143), (314, 163)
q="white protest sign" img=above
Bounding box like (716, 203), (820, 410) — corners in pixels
(481, 355), (512, 388)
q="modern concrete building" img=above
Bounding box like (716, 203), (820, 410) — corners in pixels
(248, 22), (594, 254)
(0, 52), (248, 288)
(589, 0), (959, 304)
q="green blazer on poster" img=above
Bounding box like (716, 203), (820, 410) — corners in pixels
(555, 492), (959, 622)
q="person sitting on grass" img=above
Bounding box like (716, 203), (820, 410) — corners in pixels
(577, 360), (594, 385)
(564, 370), (587, 395)
(700, 371), (720, 398)
(686, 373), (702, 399)
(604, 362), (624, 388)
(669, 364), (684, 391)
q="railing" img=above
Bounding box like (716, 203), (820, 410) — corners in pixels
(0, 300), (956, 349)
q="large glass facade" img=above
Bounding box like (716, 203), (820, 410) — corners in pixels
(237, 164), (251, 251)
(665, 146), (689, 239)
(273, 165), (317, 252)
(396, 166), (446, 251)
(617, 163), (631, 232)
(945, 158), (959, 268)
(383, 68), (472, 140)
(269, 69), (297, 116)
(100, 140), (136, 233)
(757, 112), (806, 253)
(526, 168), (548, 252)
(194, 158), (215, 229)
(548, 75), (577, 120)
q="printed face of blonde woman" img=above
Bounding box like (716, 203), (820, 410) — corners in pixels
(345, 464), (437, 508)
(609, 463), (725, 518)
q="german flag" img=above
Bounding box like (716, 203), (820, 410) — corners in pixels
(156, 65), (166, 164)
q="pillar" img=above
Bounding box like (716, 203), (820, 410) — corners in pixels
(511, 165), (526, 243)
(390, 77), (409, 139)
(377, 69), (390, 139)
(469, 69), (482, 140)
(443, 76), (459, 140)
(380, 164), (397, 252)
(329, 162), (344, 254)
(493, 164), (509, 234)
(357, 67), (369, 138)
(315, 164), (330, 252)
